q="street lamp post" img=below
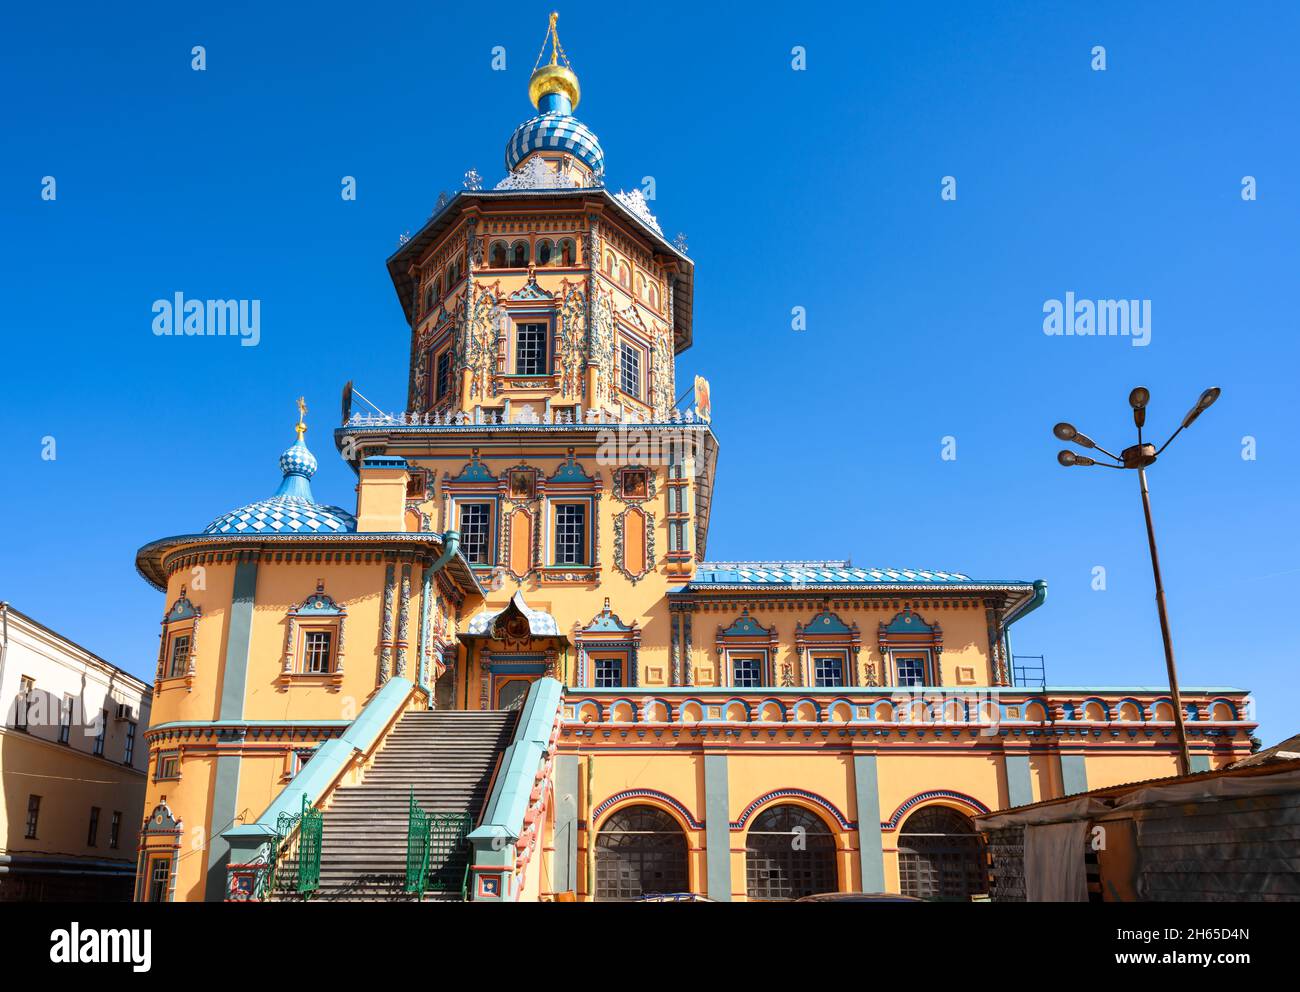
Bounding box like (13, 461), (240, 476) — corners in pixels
(1053, 386), (1220, 778)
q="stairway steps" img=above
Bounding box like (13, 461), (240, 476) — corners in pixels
(297, 708), (516, 903)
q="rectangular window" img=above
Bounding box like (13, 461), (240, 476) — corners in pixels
(435, 349), (452, 400)
(593, 657), (623, 688)
(813, 656), (845, 688)
(58, 696), (72, 744)
(123, 722), (136, 766)
(896, 657), (926, 687)
(618, 341), (641, 399)
(554, 504), (587, 566)
(16, 676), (34, 731)
(514, 322), (548, 376)
(87, 807), (100, 847)
(156, 753), (180, 781)
(109, 811), (122, 850)
(458, 503), (492, 565)
(731, 657), (762, 688)
(25, 795), (40, 839)
(303, 630), (333, 674)
(168, 634), (191, 678)
(94, 709), (107, 756)
(148, 858), (171, 902)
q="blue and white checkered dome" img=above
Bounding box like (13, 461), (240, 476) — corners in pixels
(279, 437), (318, 479)
(202, 495), (356, 536)
(505, 111), (605, 178)
(200, 430), (356, 536)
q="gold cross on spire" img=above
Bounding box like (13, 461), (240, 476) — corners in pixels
(296, 396), (308, 438)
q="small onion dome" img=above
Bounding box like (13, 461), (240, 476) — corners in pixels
(201, 423), (355, 536)
(279, 436), (318, 481)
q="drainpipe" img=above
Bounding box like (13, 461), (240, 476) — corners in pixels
(1002, 580), (1047, 686)
(417, 530), (461, 707)
(0, 601), (10, 690)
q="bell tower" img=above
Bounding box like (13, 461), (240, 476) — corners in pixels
(386, 13), (695, 428)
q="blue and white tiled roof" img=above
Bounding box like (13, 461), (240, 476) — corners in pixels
(203, 494), (355, 535)
(689, 561), (1030, 588)
(505, 112), (604, 177)
(466, 591), (562, 637)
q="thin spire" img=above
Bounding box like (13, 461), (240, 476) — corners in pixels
(295, 396), (308, 439)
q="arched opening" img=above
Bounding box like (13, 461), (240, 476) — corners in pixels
(595, 805), (689, 901)
(536, 239), (553, 266)
(559, 238), (575, 266)
(618, 262), (630, 289)
(897, 806), (986, 901)
(745, 804), (838, 900)
(510, 241), (529, 268)
(489, 241), (508, 268)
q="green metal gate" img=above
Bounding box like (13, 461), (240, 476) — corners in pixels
(297, 794), (322, 895)
(427, 812), (472, 896)
(405, 788), (472, 900)
(406, 788), (431, 897)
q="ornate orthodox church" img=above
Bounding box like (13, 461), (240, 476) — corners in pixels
(132, 15), (1256, 903)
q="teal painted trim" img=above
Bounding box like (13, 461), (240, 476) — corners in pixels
(1190, 754), (1212, 773)
(553, 756), (579, 895)
(469, 677), (565, 846)
(1005, 755), (1034, 809)
(224, 677), (420, 846)
(206, 754), (241, 901)
(703, 753), (731, 901)
(148, 719), (351, 732)
(218, 560), (259, 721)
(853, 755), (885, 893)
(1060, 754), (1089, 796)
(563, 685), (1250, 696)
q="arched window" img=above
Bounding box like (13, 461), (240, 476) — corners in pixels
(559, 238), (575, 266)
(536, 239), (553, 266)
(745, 804), (838, 900)
(618, 262), (630, 290)
(423, 285), (434, 312)
(489, 242), (507, 269)
(605, 253), (615, 276)
(595, 805), (688, 901)
(447, 259), (460, 285)
(510, 240), (529, 268)
(649, 284), (658, 309)
(897, 806), (986, 901)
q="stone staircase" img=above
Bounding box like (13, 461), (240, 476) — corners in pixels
(311, 709), (518, 901)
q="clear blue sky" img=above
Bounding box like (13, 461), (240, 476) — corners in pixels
(2, 2), (1296, 742)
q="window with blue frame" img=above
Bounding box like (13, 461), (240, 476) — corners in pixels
(895, 656), (927, 687)
(458, 502), (493, 565)
(731, 657), (763, 688)
(593, 657), (624, 688)
(813, 656), (845, 687)
(554, 503), (587, 565)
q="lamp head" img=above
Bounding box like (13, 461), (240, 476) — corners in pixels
(1129, 386), (1149, 428)
(1057, 450), (1097, 467)
(1181, 386), (1221, 428)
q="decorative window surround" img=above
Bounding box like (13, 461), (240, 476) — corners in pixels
(715, 608), (779, 688)
(795, 609), (861, 688)
(576, 598), (641, 688)
(155, 592), (200, 694)
(878, 608), (943, 687)
(279, 584), (346, 690)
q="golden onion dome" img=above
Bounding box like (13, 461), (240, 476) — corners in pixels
(529, 62), (580, 111)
